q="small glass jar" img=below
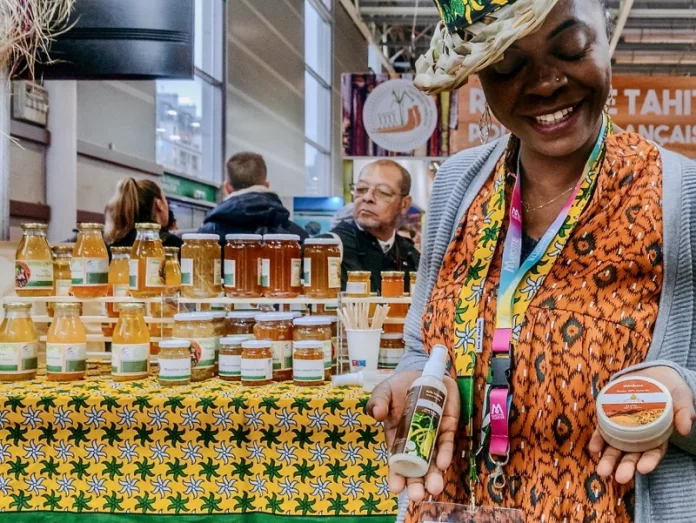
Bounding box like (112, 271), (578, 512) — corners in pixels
(52, 244), (73, 297)
(129, 223), (166, 298)
(173, 312), (217, 382)
(46, 303), (86, 381)
(180, 233), (222, 298)
(303, 238), (341, 299)
(224, 234), (263, 298)
(260, 234), (302, 298)
(382, 271), (408, 318)
(158, 339), (192, 387)
(293, 340), (325, 387)
(219, 336), (247, 381)
(379, 333), (405, 370)
(226, 311), (257, 339)
(346, 271), (371, 297)
(254, 312), (294, 378)
(71, 223), (109, 298)
(103, 247), (131, 336)
(293, 316), (333, 380)
(112, 303), (150, 381)
(409, 271), (417, 295)
(0, 302), (38, 381)
(241, 340), (273, 386)
(15, 223), (53, 296)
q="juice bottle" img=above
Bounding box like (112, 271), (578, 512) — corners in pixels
(103, 247), (131, 337)
(129, 223), (165, 298)
(149, 247), (181, 351)
(15, 223), (53, 296)
(71, 223), (109, 298)
(112, 303), (150, 381)
(52, 245), (73, 297)
(164, 247), (182, 293)
(46, 303), (87, 381)
(0, 302), (38, 381)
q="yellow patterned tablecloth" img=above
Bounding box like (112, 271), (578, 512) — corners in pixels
(0, 377), (397, 519)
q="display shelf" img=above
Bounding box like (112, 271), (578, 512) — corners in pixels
(340, 296), (412, 305)
(31, 315), (175, 324)
(39, 335), (163, 343)
(4, 295), (152, 304)
(177, 296), (340, 306)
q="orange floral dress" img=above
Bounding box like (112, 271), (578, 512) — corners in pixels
(408, 133), (664, 523)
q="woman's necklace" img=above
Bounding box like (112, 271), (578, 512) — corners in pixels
(523, 184), (576, 213)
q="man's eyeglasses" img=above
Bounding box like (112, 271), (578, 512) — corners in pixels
(351, 184), (407, 201)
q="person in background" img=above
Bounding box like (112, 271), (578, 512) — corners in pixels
(330, 159), (419, 293)
(198, 152), (308, 240)
(104, 178), (183, 248)
(164, 208), (178, 233)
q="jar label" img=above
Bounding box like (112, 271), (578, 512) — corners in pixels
(291, 258), (302, 287)
(293, 358), (324, 383)
(241, 357), (273, 381)
(113, 284), (130, 297)
(159, 357), (191, 381)
(303, 258), (311, 287)
(71, 258), (108, 286)
(180, 258), (193, 286)
(0, 342), (38, 373)
(271, 341), (292, 370)
(219, 353), (241, 377)
(322, 340), (333, 369)
(112, 343), (149, 376)
(600, 379), (668, 427)
(346, 281), (367, 295)
(224, 259), (236, 288)
(145, 257), (165, 287)
(379, 348), (405, 369)
(190, 337), (217, 369)
(259, 259), (270, 287)
(128, 260), (139, 289)
(328, 257), (341, 289)
(15, 260), (53, 290)
(55, 279), (72, 297)
(392, 385), (445, 463)
(46, 343), (87, 373)
(214, 259), (222, 286)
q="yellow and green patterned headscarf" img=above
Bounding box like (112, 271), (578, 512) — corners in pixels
(435, 0), (512, 32)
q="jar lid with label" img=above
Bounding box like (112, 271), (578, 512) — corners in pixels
(294, 315), (334, 326)
(227, 311), (258, 319)
(255, 312), (295, 323)
(294, 340), (324, 350)
(220, 336), (249, 346)
(159, 339), (191, 349)
(242, 340), (273, 349)
(174, 312), (214, 322)
(226, 234), (263, 241)
(182, 233), (220, 241)
(263, 234), (301, 241)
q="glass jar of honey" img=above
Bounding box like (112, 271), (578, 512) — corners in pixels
(112, 303), (150, 381)
(129, 223), (165, 298)
(180, 234), (222, 298)
(292, 340), (325, 387)
(46, 303), (86, 381)
(71, 223), (109, 298)
(254, 312), (293, 379)
(219, 336), (247, 381)
(158, 339), (191, 387)
(241, 340), (273, 386)
(15, 223), (53, 297)
(0, 302), (38, 381)
(164, 247), (182, 292)
(293, 316), (333, 380)
(379, 333), (405, 370)
(260, 234), (302, 298)
(303, 238), (341, 299)
(409, 271), (417, 295)
(382, 271), (408, 318)
(346, 271), (371, 297)
(51, 245), (73, 297)
(226, 311), (256, 339)
(173, 312), (217, 382)
(224, 234), (263, 298)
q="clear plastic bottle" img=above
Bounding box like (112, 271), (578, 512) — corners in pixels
(15, 223), (54, 296)
(46, 303), (87, 381)
(112, 303), (150, 381)
(0, 302), (38, 381)
(71, 223), (109, 298)
(129, 223), (165, 298)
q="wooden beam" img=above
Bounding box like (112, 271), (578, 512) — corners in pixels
(610, 0), (635, 57)
(338, 0), (396, 74)
(76, 210), (105, 224)
(9, 200), (51, 221)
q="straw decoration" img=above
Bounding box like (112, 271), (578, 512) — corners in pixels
(338, 303), (391, 330)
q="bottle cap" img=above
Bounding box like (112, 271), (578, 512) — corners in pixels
(422, 345), (448, 379)
(331, 372), (363, 386)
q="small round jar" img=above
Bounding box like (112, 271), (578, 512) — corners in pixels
(254, 312), (294, 378)
(219, 336), (247, 381)
(293, 340), (325, 387)
(226, 311), (257, 339)
(172, 312), (217, 382)
(303, 238), (341, 299)
(379, 333), (405, 370)
(293, 316), (333, 380)
(158, 339), (192, 387)
(346, 271), (371, 297)
(597, 376), (674, 453)
(241, 340), (273, 386)
(180, 233), (222, 298)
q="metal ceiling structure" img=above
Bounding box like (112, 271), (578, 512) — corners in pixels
(354, 0), (696, 75)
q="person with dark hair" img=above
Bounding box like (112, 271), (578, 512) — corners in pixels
(198, 152), (307, 240)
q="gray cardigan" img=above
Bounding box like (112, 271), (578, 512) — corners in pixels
(396, 137), (696, 522)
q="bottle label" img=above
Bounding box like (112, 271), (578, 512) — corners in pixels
(331, 337), (338, 365)
(328, 257), (341, 289)
(223, 260), (236, 288)
(270, 341), (292, 370)
(128, 260), (139, 289)
(46, 343), (87, 373)
(322, 340), (333, 369)
(259, 259), (270, 287)
(145, 257), (165, 287)
(15, 260), (53, 290)
(291, 258), (302, 287)
(0, 342), (38, 373)
(219, 353), (241, 377)
(241, 357), (273, 382)
(180, 258), (193, 286)
(599, 379), (669, 427)
(303, 258), (311, 287)
(293, 358), (324, 383)
(213, 259), (222, 286)
(159, 357), (191, 381)
(113, 284), (129, 297)
(391, 385), (445, 464)
(112, 343), (149, 376)
(346, 281), (366, 295)
(189, 337), (217, 369)
(55, 279), (72, 297)
(71, 258), (108, 286)
(379, 348), (405, 369)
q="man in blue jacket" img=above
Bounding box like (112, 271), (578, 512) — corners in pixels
(199, 152), (308, 241)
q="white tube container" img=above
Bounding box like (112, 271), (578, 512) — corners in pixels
(345, 329), (382, 372)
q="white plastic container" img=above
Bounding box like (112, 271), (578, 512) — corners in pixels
(332, 369), (394, 392)
(596, 376), (674, 453)
(345, 329), (382, 372)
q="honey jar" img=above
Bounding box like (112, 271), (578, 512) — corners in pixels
(409, 271), (417, 295)
(52, 245), (73, 298)
(303, 238), (341, 299)
(292, 340), (325, 387)
(260, 234), (302, 298)
(219, 336), (247, 381)
(0, 302), (38, 381)
(15, 223), (53, 297)
(158, 339), (192, 387)
(71, 223), (109, 298)
(172, 312), (217, 382)
(164, 247), (182, 292)
(382, 271), (408, 318)
(241, 340), (273, 386)
(346, 271), (371, 297)
(293, 316), (333, 380)
(46, 303), (86, 381)
(112, 303), (150, 381)
(181, 233), (222, 298)
(379, 333), (405, 370)
(226, 311), (257, 339)
(224, 234), (263, 298)
(129, 223), (166, 298)
(253, 312), (294, 378)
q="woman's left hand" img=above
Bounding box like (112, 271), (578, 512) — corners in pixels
(589, 366), (696, 484)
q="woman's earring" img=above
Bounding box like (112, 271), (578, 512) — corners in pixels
(479, 103), (492, 145)
(605, 86), (615, 114)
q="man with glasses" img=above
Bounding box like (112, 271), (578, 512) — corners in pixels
(329, 159), (420, 293)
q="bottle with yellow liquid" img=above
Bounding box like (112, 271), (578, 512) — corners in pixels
(46, 303), (87, 381)
(164, 247), (181, 292)
(129, 223), (165, 298)
(71, 223), (109, 298)
(149, 246), (180, 348)
(112, 303), (150, 381)
(0, 302), (38, 381)
(15, 223), (53, 296)
(52, 245), (73, 297)
(102, 247), (131, 337)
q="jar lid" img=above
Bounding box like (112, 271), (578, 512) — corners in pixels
(242, 340), (273, 349)
(227, 311), (258, 320)
(291, 312), (304, 318)
(304, 238), (340, 246)
(164, 246), (179, 254)
(262, 234), (300, 241)
(209, 311), (227, 319)
(135, 223), (161, 230)
(348, 271), (372, 277)
(159, 339), (191, 349)
(226, 234), (263, 241)
(110, 246), (131, 254)
(52, 302), (81, 311)
(255, 312), (294, 322)
(381, 333), (404, 340)
(78, 223), (104, 230)
(21, 223), (48, 231)
(174, 312), (214, 322)
(381, 271), (405, 278)
(293, 340), (324, 350)
(117, 302), (145, 313)
(4, 302), (31, 311)
(220, 336), (249, 346)
(182, 233), (220, 241)
(294, 315), (333, 326)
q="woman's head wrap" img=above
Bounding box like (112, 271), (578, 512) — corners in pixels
(415, 0), (560, 94)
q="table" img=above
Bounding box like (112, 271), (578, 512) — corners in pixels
(0, 377), (397, 522)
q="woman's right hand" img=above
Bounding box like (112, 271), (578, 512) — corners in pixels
(367, 370), (461, 503)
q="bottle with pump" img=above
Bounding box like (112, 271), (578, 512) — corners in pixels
(389, 345), (448, 478)
(331, 369), (394, 392)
